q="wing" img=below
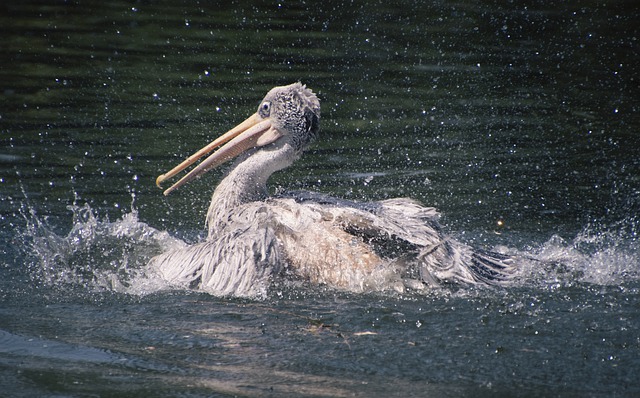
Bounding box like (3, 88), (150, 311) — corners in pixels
(269, 198), (404, 292)
(279, 194), (516, 288)
(149, 205), (281, 298)
(371, 198), (516, 286)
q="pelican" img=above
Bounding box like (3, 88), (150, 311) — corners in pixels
(150, 82), (516, 297)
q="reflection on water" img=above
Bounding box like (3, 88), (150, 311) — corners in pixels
(0, 329), (119, 364)
(1, 0), (639, 396)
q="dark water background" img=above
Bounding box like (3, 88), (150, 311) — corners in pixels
(1, 1), (639, 396)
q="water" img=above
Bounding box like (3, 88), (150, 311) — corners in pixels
(1, 0), (639, 396)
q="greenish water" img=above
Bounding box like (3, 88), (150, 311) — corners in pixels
(1, 1), (639, 396)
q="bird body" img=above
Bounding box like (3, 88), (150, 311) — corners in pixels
(150, 83), (516, 297)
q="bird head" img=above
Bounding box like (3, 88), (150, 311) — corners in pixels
(156, 82), (320, 195)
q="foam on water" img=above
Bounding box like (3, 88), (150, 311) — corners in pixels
(19, 200), (639, 298)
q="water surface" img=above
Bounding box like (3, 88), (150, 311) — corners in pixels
(1, 1), (639, 396)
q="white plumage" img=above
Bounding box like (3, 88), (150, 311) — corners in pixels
(150, 83), (516, 297)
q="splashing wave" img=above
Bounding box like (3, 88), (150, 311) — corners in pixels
(19, 202), (639, 298)
(20, 203), (185, 296)
(513, 218), (639, 288)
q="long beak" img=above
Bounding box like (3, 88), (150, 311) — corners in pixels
(156, 113), (283, 196)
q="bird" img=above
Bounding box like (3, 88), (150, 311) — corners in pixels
(149, 82), (516, 297)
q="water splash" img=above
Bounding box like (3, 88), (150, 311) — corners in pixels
(18, 197), (639, 299)
(515, 217), (640, 288)
(20, 201), (186, 296)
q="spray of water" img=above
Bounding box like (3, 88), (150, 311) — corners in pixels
(18, 195), (639, 298)
(19, 197), (186, 296)
(514, 217), (639, 288)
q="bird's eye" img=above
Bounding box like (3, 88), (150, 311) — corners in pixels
(259, 101), (271, 117)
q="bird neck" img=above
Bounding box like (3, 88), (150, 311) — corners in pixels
(206, 143), (298, 235)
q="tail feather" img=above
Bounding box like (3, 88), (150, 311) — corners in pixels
(469, 249), (516, 285)
(418, 240), (517, 287)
